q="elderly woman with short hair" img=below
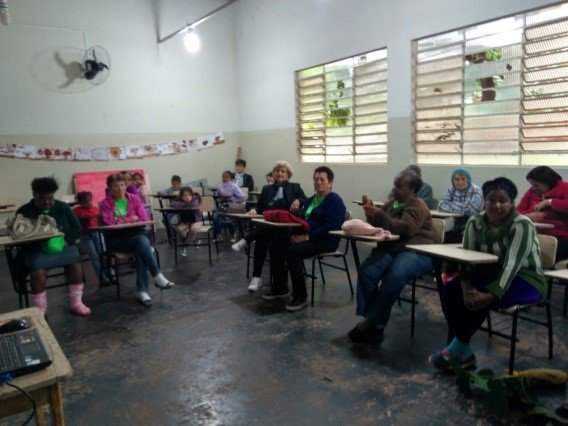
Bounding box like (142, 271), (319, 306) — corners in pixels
(231, 160), (307, 292)
(429, 177), (546, 371)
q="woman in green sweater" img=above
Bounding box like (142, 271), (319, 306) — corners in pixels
(429, 177), (546, 370)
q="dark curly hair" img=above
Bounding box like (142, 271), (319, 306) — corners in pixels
(31, 177), (59, 194)
(526, 166), (562, 189)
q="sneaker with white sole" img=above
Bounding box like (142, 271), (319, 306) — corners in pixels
(181, 247), (188, 257)
(230, 234), (237, 243)
(232, 239), (247, 253)
(286, 297), (308, 311)
(248, 277), (262, 292)
(261, 289), (290, 300)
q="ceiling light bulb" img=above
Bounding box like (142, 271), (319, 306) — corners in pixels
(184, 31), (200, 53)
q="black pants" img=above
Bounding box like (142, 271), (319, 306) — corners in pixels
(246, 227), (281, 278)
(268, 237), (329, 298)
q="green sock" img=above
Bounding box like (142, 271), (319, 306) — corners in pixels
(445, 337), (464, 357)
(461, 344), (473, 357)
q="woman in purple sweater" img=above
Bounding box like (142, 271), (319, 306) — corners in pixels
(101, 173), (174, 306)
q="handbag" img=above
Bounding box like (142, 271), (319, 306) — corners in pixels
(226, 202), (246, 214)
(6, 214), (59, 240)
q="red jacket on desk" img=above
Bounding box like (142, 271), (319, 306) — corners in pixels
(100, 192), (148, 225)
(517, 180), (568, 238)
(263, 209), (310, 233)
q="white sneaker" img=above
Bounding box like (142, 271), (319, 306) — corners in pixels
(232, 239), (247, 253)
(181, 247), (188, 257)
(248, 277), (262, 292)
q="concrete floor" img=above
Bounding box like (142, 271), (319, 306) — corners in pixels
(0, 234), (566, 425)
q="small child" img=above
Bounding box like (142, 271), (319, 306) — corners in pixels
(171, 187), (203, 257)
(159, 175), (182, 197)
(73, 191), (107, 283)
(216, 171), (245, 242)
(266, 172), (275, 185)
(132, 172), (151, 219)
(217, 171), (245, 203)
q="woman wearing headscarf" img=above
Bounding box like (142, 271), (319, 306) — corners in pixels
(438, 167), (484, 243)
(517, 166), (568, 261)
(429, 177), (546, 371)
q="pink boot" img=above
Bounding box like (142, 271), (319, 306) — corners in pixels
(30, 291), (47, 315)
(69, 283), (91, 316)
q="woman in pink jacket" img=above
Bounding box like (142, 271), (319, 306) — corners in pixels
(517, 166), (568, 260)
(101, 173), (174, 306)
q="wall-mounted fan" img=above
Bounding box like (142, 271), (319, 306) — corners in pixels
(83, 46), (110, 85)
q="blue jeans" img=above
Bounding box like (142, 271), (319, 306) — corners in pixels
(356, 249), (433, 327)
(77, 233), (105, 278)
(24, 246), (81, 271)
(108, 234), (160, 292)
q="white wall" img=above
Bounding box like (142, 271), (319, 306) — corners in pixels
(0, 0), (241, 200)
(234, 0), (567, 216)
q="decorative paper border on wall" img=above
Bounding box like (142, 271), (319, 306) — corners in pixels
(0, 132), (226, 161)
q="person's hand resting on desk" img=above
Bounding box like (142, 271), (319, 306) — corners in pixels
(290, 233), (309, 244)
(248, 208), (258, 216)
(462, 280), (496, 311)
(290, 199), (301, 214)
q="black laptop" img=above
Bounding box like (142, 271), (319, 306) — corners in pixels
(0, 328), (53, 380)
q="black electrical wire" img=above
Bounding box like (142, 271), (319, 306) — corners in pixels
(4, 381), (37, 426)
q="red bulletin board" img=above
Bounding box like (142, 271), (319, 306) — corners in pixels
(73, 169), (148, 203)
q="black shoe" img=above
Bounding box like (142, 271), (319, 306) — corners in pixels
(261, 289), (290, 300)
(348, 323), (384, 344)
(286, 297), (308, 311)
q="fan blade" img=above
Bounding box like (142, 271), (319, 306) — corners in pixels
(100, 63), (109, 70)
(84, 69), (98, 80)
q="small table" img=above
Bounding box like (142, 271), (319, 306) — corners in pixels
(0, 233), (64, 308)
(0, 307), (72, 426)
(328, 230), (400, 269)
(543, 268), (568, 317)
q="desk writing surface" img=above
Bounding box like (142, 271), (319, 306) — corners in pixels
(328, 230), (400, 242)
(156, 207), (199, 212)
(351, 200), (385, 207)
(0, 232), (64, 247)
(251, 219), (301, 228)
(0, 308), (72, 399)
(91, 221), (154, 231)
(150, 194), (177, 199)
(406, 244), (498, 264)
(543, 269), (568, 280)
(250, 191), (261, 196)
(220, 213), (263, 219)
(429, 210), (464, 218)
(534, 222), (555, 229)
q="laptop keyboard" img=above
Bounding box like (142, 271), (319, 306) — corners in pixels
(0, 334), (25, 371)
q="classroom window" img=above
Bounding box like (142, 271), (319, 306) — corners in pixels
(296, 48), (388, 164)
(413, 2), (568, 166)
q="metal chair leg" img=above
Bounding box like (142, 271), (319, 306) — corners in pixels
(318, 258), (326, 285)
(311, 257), (317, 307)
(486, 312), (493, 338)
(344, 257), (353, 295)
(546, 302), (553, 359)
(411, 278), (416, 337)
(508, 312), (519, 374)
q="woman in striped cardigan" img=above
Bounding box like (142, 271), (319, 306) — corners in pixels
(429, 177), (546, 371)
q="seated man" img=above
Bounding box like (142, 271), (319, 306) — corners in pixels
(263, 166), (346, 311)
(348, 169), (434, 343)
(16, 177), (91, 316)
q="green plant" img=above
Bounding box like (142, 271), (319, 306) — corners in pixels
(326, 80), (350, 127)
